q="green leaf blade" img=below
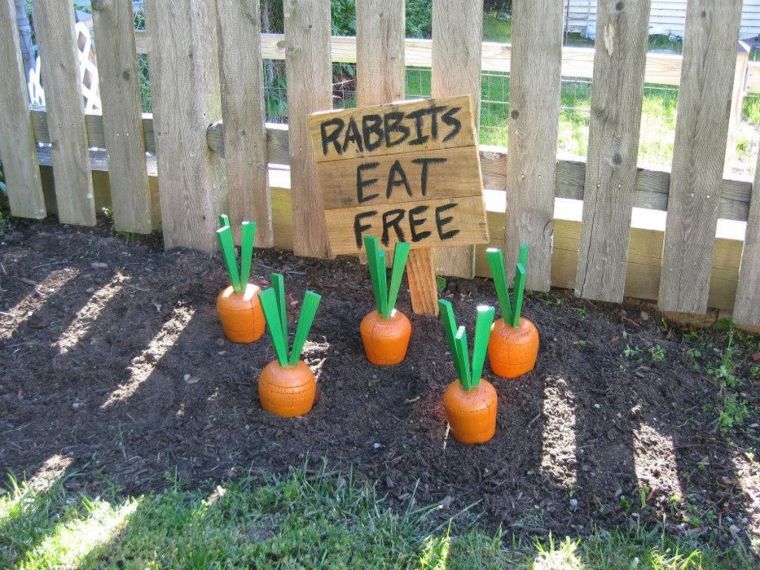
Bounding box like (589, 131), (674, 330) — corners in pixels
(239, 221), (256, 287)
(260, 287), (288, 366)
(271, 273), (288, 347)
(289, 291), (322, 366)
(217, 226), (241, 293)
(471, 305), (495, 384)
(486, 248), (512, 323)
(386, 242), (410, 316)
(218, 213), (231, 229)
(512, 263), (527, 328)
(364, 236), (383, 314)
(454, 326), (471, 390)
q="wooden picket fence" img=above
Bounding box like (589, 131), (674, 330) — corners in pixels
(0, 0), (758, 327)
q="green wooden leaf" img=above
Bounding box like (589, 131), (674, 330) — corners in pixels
(454, 326), (471, 390)
(511, 262), (527, 327)
(386, 242), (410, 316)
(471, 305), (495, 385)
(216, 226), (241, 293)
(374, 247), (388, 318)
(260, 287), (288, 366)
(239, 221), (256, 287)
(364, 236), (383, 313)
(289, 291), (321, 366)
(486, 248), (512, 322)
(271, 273), (288, 345)
(438, 299), (464, 382)
(218, 213), (230, 228)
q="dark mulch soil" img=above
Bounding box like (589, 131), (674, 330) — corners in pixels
(1, 221), (758, 550)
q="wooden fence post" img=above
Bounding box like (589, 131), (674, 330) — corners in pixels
(145, 0), (227, 251)
(284, 0), (332, 258)
(733, 150), (760, 326)
(216, 0), (274, 247)
(659, 0), (742, 314)
(0, 0), (45, 220)
(91, 0), (152, 234)
(431, 0), (483, 280)
(32, 0), (96, 226)
(504, 0), (564, 291)
(724, 41), (750, 178)
(574, 0), (650, 303)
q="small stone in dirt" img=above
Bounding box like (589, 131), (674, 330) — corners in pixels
(90, 262), (108, 269)
(640, 311), (650, 321)
(186, 377), (200, 384)
(569, 498), (578, 511)
(373, 442), (382, 450)
(216, 338), (225, 347)
(441, 496), (454, 508)
(72, 401), (82, 410)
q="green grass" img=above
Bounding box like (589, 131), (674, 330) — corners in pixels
(0, 466), (752, 569)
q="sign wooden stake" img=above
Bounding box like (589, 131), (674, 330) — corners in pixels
(307, 96), (489, 316)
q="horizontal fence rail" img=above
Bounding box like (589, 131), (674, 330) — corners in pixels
(1, 1), (758, 328)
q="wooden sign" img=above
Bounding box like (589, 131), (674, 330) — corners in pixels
(308, 96), (489, 256)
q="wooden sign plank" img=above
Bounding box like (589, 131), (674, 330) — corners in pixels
(0, 0), (45, 220)
(309, 96), (488, 261)
(217, 0), (274, 247)
(92, 0), (152, 234)
(284, 0), (332, 258)
(732, 151), (760, 326)
(659, 0), (742, 313)
(504, 0), (563, 291)
(324, 195), (489, 255)
(309, 95), (476, 162)
(431, 0), (483, 279)
(32, 0), (95, 226)
(145, 0), (227, 252)
(318, 146), (484, 210)
(574, 0), (650, 303)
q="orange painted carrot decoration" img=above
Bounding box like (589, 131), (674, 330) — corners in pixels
(439, 300), (498, 445)
(258, 273), (321, 417)
(486, 244), (539, 378)
(360, 236), (412, 366)
(216, 215), (265, 344)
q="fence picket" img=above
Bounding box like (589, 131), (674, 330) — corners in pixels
(504, 0), (564, 291)
(431, 0), (483, 280)
(284, 0), (332, 258)
(574, 0), (650, 303)
(145, 0), (226, 251)
(659, 0), (743, 314)
(91, 0), (151, 234)
(733, 154), (760, 326)
(32, 0), (95, 226)
(217, 0), (273, 247)
(0, 0), (45, 220)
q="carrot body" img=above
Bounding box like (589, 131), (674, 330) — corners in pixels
(487, 317), (539, 379)
(360, 309), (412, 365)
(443, 379), (498, 444)
(216, 283), (265, 343)
(258, 360), (317, 417)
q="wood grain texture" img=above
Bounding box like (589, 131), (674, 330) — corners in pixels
(32, 0), (95, 225)
(732, 151), (760, 326)
(284, 0), (332, 258)
(574, 0), (650, 302)
(658, 0), (742, 314)
(431, 0), (483, 279)
(216, 0), (273, 246)
(406, 247), (439, 315)
(356, 0), (405, 107)
(0, 0), (45, 219)
(145, 0), (226, 251)
(504, 0), (563, 291)
(91, 0), (151, 234)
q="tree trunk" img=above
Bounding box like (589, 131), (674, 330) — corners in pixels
(15, 0), (34, 82)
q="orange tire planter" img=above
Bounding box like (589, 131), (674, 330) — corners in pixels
(258, 360), (317, 417)
(443, 379), (498, 444)
(360, 309), (412, 365)
(216, 283), (265, 344)
(487, 317), (539, 379)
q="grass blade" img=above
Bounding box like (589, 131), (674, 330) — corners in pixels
(471, 305), (495, 384)
(454, 326), (471, 390)
(260, 288), (288, 366)
(386, 242), (410, 316)
(511, 262), (527, 328)
(216, 226), (241, 293)
(271, 273), (288, 346)
(289, 291), (322, 366)
(239, 221), (256, 286)
(364, 237), (383, 313)
(486, 248), (512, 323)
(218, 213), (230, 228)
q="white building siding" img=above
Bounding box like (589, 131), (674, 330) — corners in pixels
(564, 0), (760, 40)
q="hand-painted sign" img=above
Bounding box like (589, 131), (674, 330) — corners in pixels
(308, 96), (489, 256)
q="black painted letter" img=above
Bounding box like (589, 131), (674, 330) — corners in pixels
(435, 203), (460, 240)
